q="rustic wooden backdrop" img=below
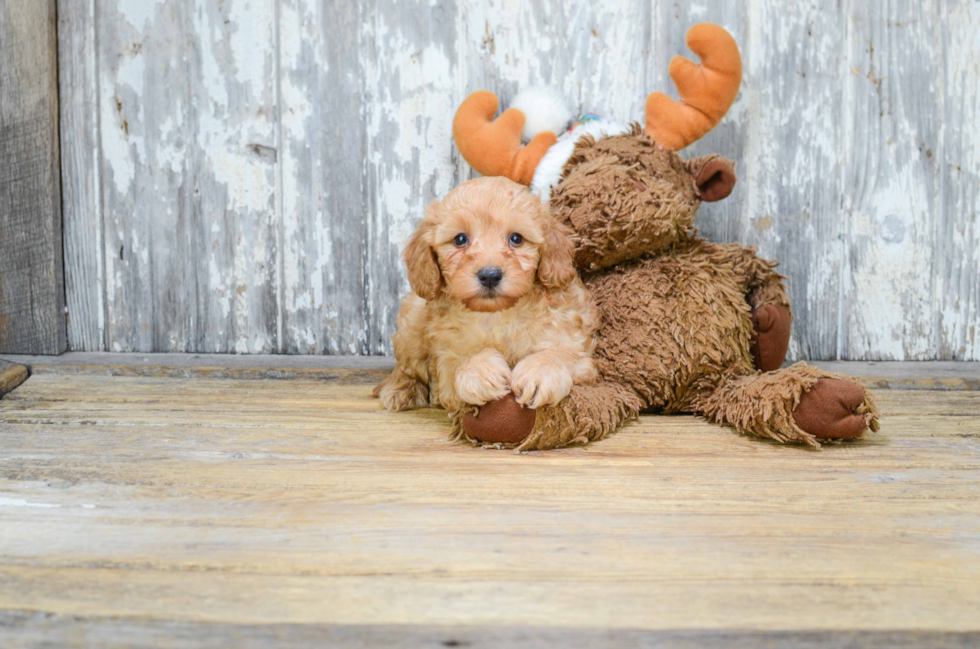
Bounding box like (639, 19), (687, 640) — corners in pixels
(0, 1), (65, 355)
(55, 0), (979, 359)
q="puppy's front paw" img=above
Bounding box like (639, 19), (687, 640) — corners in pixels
(454, 350), (512, 406)
(510, 355), (573, 409)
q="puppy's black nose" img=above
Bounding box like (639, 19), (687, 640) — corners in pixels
(477, 266), (503, 289)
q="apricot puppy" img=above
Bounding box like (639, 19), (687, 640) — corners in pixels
(374, 176), (597, 413)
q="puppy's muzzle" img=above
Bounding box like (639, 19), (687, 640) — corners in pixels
(477, 266), (503, 290)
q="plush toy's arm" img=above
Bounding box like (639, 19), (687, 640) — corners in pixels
(702, 242), (789, 309)
(728, 245), (791, 312)
(705, 243), (792, 371)
(746, 264), (791, 312)
(455, 380), (643, 451)
(738, 247), (793, 372)
(734, 247), (793, 371)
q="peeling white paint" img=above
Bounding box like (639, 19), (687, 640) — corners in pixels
(117, 0), (163, 30)
(65, 0), (980, 359)
(361, 6), (460, 353)
(841, 1), (946, 361)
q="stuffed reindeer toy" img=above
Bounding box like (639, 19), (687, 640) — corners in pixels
(448, 23), (879, 450)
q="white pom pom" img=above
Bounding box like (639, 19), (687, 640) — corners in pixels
(508, 86), (572, 143)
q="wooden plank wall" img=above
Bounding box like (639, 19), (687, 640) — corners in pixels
(0, 0), (66, 354)
(57, 0), (980, 359)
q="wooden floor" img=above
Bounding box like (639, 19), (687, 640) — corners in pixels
(1, 356), (979, 648)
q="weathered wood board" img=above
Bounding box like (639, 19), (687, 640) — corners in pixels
(58, 0), (104, 352)
(56, 0), (980, 359)
(0, 372), (979, 644)
(91, 0), (280, 354)
(939, 1), (980, 360)
(0, 0), (66, 355)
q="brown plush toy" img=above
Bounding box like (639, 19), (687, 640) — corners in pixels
(451, 23), (880, 450)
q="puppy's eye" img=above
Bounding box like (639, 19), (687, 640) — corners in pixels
(453, 233), (469, 247)
(508, 233), (523, 246)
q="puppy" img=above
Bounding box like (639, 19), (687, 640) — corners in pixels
(374, 176), (597, 413)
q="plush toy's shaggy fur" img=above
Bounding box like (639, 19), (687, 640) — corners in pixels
(440, 23), (880, 451)
(453, 129), (880, 451)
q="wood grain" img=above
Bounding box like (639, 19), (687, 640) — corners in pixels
(841, 1), (943, 360)
(279, 0), (368, 354)
(460, 0), (651, 128)
(362, 0), (460, 355)
(0, 0), (66, 355)
(736, 1), (843, 360)
(96, 0), (279, 353)
(0, 372), (978, 642)
(50, 1), (980, 359)
(58, 0), (105, 352)
(938, 2), (980, 360)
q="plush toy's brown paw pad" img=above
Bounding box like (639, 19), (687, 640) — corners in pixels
(793, 378), (870, 439)
(461, 394), (536, 445)
(751, 304), (792, 372)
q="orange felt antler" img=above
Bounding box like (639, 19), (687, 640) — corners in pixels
(452, 91), (557, 185)
(645, 23), (742, 151)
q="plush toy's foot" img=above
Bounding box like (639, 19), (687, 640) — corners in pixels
(793, 378), (879, 440)
(461, 393), (536, 445)
(751, 304), (791, 372)
(697, 363), (880, 447)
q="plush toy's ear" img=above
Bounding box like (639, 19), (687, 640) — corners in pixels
(404, 214), (442, 300)
(691, 156), (737, 202)
(537, 219), (577, 289)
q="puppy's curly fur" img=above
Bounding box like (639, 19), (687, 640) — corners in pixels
(374, 177), (597, 412)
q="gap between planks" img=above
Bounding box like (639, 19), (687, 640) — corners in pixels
(1, 613), (978, 649)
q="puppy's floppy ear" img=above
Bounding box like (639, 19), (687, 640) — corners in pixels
(404, 209), (443, 300)
(537, 217), (577, 289)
